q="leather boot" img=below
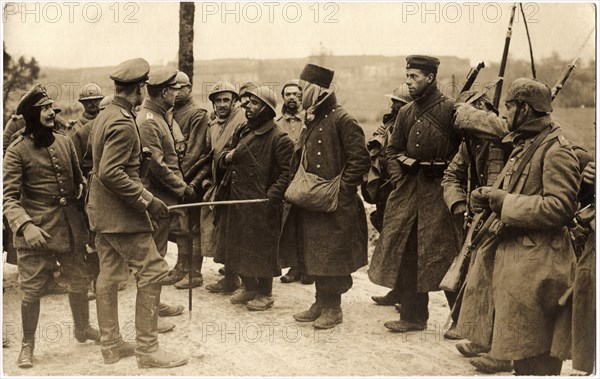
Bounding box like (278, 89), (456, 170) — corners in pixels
(165, 253), (188, 285)
(17, 300), (40, 368)
(313, 307), (343, 329)
(96, 288), (134, 364)
(135, 283), (188, 368)
(206, 273), (241, 293)
(68, 292), (100, 343)
(294, 294), (324, 322)
(158, 302), (184, 317)
(174, 255), (203, 289)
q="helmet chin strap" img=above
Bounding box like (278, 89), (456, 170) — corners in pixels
(510, 102), (524, 132)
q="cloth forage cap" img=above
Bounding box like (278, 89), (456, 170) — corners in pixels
(147, 68), (181, 88)
(406, 55), (440, 74)
(281, 79), (301, 96)
(16, 84), (54, 115)
(110, 57), (150, 84)
(300, 64), (334, 89)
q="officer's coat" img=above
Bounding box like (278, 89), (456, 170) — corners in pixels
(87, 96), (154, 233)
(3, 133), (87, 253)
(368, 85), (461, 292)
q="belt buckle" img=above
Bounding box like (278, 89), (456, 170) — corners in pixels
(59, 197), (67, 206)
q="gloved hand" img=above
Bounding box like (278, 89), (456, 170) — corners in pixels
(147, 197), (169, 220)
(488, 189), (508, 213)
(182, 184), (197, 204)
(583, 161), (595, 185)
(470, 186), (491, 214)
(22, 222), (51, 249)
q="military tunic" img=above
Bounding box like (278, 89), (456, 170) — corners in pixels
(276, 110), (304, 143)
(3, 132), (90, 298)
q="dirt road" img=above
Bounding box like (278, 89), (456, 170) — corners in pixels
(2, 215), (582, 376)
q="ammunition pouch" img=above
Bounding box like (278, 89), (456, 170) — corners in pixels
(397, 155), (449, 177)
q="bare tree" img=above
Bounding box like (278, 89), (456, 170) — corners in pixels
(3, 44), (40, 113)
(178, 2), (195, 86)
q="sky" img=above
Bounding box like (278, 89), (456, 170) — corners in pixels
(2, 1), (597, 69)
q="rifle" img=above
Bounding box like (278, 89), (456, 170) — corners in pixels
(492, 3), (517, 108)
(441, 3), (517, 292)
(460, 61), (485, 93)
(551, 28), (594, 101)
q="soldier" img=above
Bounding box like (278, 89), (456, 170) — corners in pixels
(137, 68), (192, 331)
(276, 79), (311, 285)
(72, 95), (114, 178)
(239, 81), (260, 109)
(87, 58), (188, 368)
(214, 86), (294, 311)
(441, 90), (512, 373)
(204, 82), (246, 294)
(369, 55), (461, 333)
(458, 78), (580, 375)
(366, 86), (411, 307)
(171, 71), (212, 289)
(3, 84), (100, 368)
(67, 83), (104, 138)
(280, 64), (370, 329)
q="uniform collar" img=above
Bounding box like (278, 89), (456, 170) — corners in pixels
(502, 115), (554, 145)
(142, 98), (170, 118)
(210, 105), (243, 127)
(280, 109), (304, 121)
(113, 96), (136, 113)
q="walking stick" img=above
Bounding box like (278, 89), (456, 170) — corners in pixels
(168, 198), (270, 319)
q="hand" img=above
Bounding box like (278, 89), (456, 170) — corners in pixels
(583, 161), (595, 185)
(488, 189), (507, 213)
(22, 223), (51, 249)
(147, 197), (169, 220)
(224, 149), (236, 165)
(451, 202), (467, 215)
(470, 186), (491, 214)
(201, 179), (212, 191)
(182, 185), (198, 204)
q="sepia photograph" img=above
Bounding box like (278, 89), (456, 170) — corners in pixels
(1, 1), (597, 376)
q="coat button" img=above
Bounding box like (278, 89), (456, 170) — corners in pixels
(316, 164), (321, 169)
(415, 143), (420, 147)
(319, 128), (323, 132)
(510, 158), (515, 162)
(60, 188), (64, 192)
(476, 144), (481, 149)
(52, 156), (57, 161)
(317, 152), (321, 156)
(318, 140), (322, 144)
(57, 173), (61, 176)
(417, 119), (421, 123)
(416, 131), (420, 135)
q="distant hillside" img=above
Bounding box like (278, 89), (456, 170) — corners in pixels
(5, 54), (595, 124)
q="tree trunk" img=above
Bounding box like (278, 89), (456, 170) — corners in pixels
(178, 2), (195, 86)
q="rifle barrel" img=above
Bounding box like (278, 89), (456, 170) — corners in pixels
(493, 3), (517, 108)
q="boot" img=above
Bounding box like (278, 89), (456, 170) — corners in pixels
(293, 298), (324, 322)
(157, 318), (175, 333)
(443, 322), (462, 340)
(280, 268), (301, 283)
(96, 288), (134, 364)
(300, 275), (315, 285)
(469, 354), (513, 373)
(174, 255), (203, 289)
(206, 273), (241, 293)
(384, 319), (426, 333)
(371, 290), (402, 306)
(164, 253), (188, 285)
(69, 292), (100, 343)
(158, 302), (184, 317)
(313, 307), (343, 329)
(135, 284), (188, 368)
(17, 300), (40, 368)
(230, 290), (258, 304)
(246, 295), (274, 311)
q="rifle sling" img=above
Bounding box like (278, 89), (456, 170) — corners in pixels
(469, 126), (553, 246)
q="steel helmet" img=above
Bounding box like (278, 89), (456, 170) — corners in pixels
(505, 77), (553, 113)
(246, 86), (277, 114)
(385, 84), (412, 104)
(175, 71), (191, 87)
(208, 81), (238, 102)
(240, 81), (260, 97)
(79, 83), (104, 101)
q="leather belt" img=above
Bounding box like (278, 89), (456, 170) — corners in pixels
(23, 193), (76, 206)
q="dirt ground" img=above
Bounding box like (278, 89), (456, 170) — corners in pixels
(1, 210), (584, 376)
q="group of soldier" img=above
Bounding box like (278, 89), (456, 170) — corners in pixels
(2, 54), (595, 375)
